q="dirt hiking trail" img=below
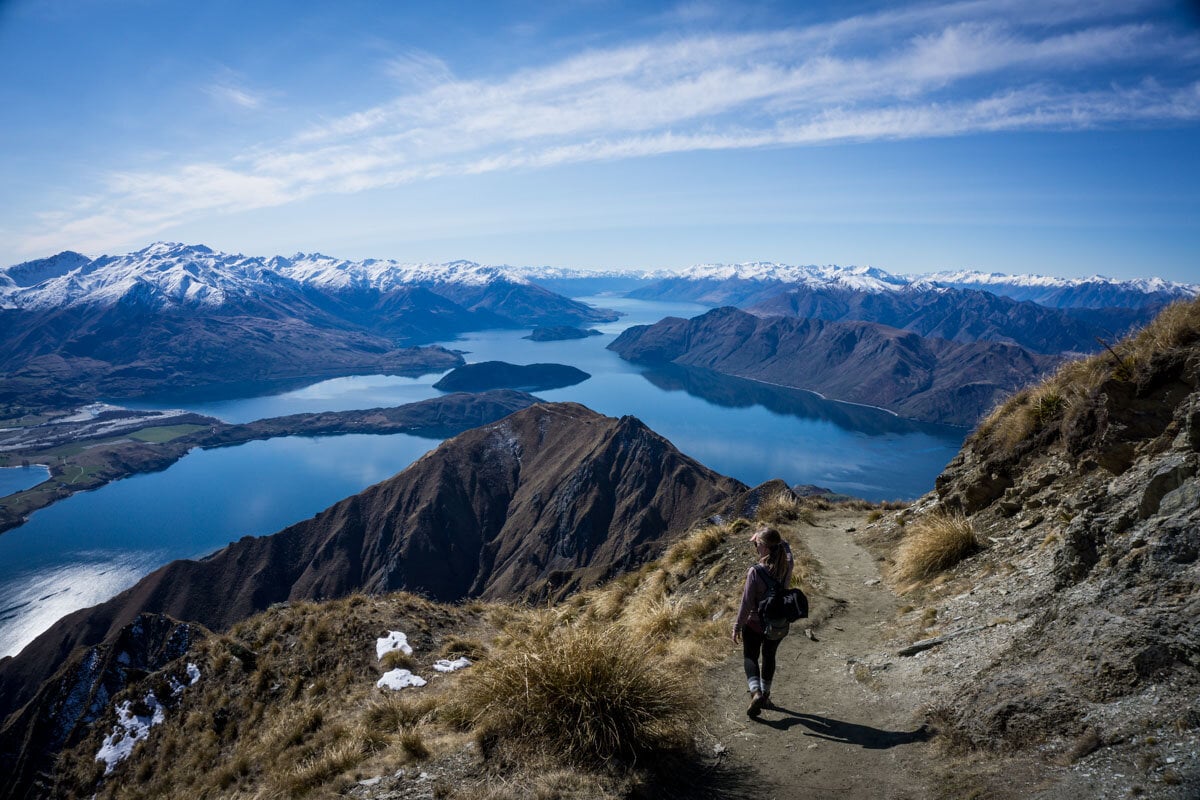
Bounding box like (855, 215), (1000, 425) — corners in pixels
(706, 509), (933, 799)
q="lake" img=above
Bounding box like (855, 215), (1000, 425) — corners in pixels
(0, 296), (965, 657)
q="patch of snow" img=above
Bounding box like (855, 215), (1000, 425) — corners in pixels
(95, 662), (201, 773)
(432, 657), (471, 673)
(376, 631), (413, 660)
(377, 669), (427, 690)
(95, 694), (165, 775)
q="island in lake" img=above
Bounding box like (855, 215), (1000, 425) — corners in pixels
(523, 325), (604, 341)
(433, 361), (591, 392)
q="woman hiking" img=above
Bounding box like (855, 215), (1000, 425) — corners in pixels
(731, 525), (794, 718)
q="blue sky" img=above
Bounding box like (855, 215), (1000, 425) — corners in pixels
(1, 0), (1198, 281)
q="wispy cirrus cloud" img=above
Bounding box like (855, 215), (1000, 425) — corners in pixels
(18, 0), (1200, 257)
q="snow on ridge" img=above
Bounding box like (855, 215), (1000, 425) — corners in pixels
(918, 269), (1200, 295)
(0, 243), (536, 310)
(671, 261), (910, 292)
(94, 662), (201, 775)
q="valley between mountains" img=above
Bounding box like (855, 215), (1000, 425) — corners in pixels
(0, 247), (1196, 799)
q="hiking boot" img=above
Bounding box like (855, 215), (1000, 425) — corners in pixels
(747, 691), (764, 718)
(760, 693), (774, 709)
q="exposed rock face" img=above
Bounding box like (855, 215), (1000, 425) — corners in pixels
(432, 361), (591, 392)
(609, 307), (1057, 426)
(894, 330), (1199, 764)
(0, 614), (204, 800)
(0, 403), (743, 727)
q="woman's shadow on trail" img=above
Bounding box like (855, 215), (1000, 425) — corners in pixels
(752, 704), (932, 749)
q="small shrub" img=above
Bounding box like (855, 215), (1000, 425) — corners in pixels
(439, 636), (487, 661)
(399, 728), (430, 760)
(380, 650), (416, 671)
(894, 511), (979, 583)
(866, 510), (883, 523)
(450, 625), (700, 767)
(756, 491), (802, 523)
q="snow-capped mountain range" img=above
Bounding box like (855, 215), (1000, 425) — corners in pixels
(2, 243), (1195, 311)
(0, 243), (536, 311)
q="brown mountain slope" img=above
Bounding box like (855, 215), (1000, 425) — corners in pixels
(608, 306), (1058, 425)
(0, 402), (744, 727)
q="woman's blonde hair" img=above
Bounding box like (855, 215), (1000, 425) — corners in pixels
(754, 525), (788, 582)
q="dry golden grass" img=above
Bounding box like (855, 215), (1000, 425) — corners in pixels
(975, 296), (1200, 456)
(53, 508), (843, 799)
(448, 625), (700, 767)
(379, 649), (416, 671)
(756, 490), (803, 523)
(894, 511), (980, 584)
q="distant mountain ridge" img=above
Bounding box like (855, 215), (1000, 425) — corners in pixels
(608, 307), (1060, 426)
(918, 269), (1199, 309)
(747, 285), (1149, 354)
(0, 244), (619, 411)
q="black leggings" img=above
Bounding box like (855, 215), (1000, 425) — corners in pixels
(742, 626), (781, 687)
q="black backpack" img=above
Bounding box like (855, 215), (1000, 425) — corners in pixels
(755, 564), (808, 640)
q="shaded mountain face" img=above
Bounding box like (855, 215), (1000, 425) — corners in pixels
(0, 301), (464, 411)
(0, 614), (203, 800)
(0, 402), (744, 726)
(608, 307), (1058, 426)
(748, 285), (1156, 354)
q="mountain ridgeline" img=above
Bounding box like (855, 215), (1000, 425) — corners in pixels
(0, 403), (745, 737)
(608, 306), (1060, 426)
(0, 244), (618, 411)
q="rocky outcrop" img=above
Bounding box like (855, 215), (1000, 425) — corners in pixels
(609, 307), (1057, 426)
(885, 305), (1200, 778)
(0, 403), (743, 727)
(0, 614), (204, 800)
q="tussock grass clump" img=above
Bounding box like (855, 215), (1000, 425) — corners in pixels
(365, 693), (437, 731)
(439, 635), (488, 661)
(450, 626), (700, 767)
(976, 296), (1200, 457)
(380, 649), (416, 671)
(756, 490), (803, 523)
(894, 511), (980, 584)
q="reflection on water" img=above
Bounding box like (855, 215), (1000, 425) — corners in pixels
(639, 364), (964, 438)
(0, 554), (159, 658)
(4, 297), (970, 658)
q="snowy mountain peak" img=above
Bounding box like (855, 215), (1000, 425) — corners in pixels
(673, 261), (910, 292)
(0, 245), (533, 310)
(917, 270), (1200, 309)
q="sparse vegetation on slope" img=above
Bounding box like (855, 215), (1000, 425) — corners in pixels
(975, 295), (1200, 459)
(892, 511), (979, 585)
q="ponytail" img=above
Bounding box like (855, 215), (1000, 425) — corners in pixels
(754, 526), (789, 583)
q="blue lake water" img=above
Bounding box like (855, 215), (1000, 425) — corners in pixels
(0, 465), (50, 496)
(0, 296), (966, 657)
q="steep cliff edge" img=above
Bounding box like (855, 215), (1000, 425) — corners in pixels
(866, 297), (1200, 795)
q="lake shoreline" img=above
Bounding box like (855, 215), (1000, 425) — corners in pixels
(0, 390), (540, 537)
